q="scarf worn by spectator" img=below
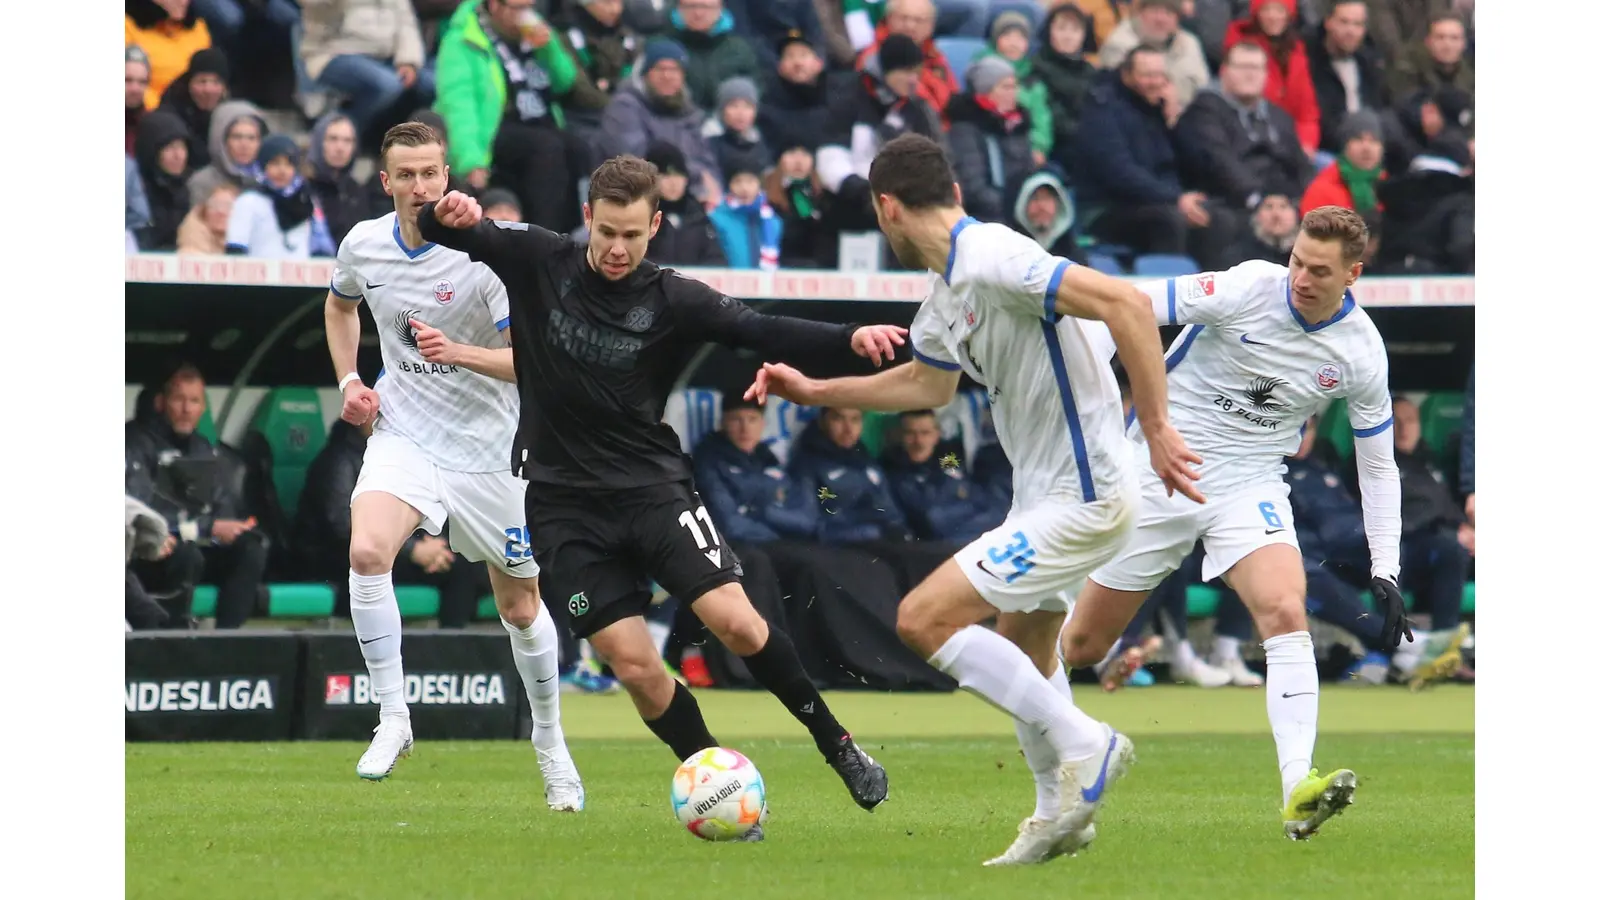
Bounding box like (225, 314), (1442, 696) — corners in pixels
(724, 194), (783, 270)
(254, 136), (335, 257)
(1337, 155), (1381, 215)
(486, 13), (556, 124)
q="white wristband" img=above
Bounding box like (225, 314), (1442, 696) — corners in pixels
(338, 372), (362, 392)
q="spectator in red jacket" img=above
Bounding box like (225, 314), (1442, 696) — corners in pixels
(1223, 0), (1320, 154)
(856, 0), (959, 122)
(1300, 109), (1384, 232)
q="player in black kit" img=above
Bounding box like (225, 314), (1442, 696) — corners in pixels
(417, 156), (898, 833)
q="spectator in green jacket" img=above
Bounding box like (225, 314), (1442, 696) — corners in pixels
(434, 0), (588, 232)
(978, 10), (1053, 165)
(668, 0), (764, 114)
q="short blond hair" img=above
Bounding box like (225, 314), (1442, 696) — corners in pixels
(1300, 206), (1369, 263)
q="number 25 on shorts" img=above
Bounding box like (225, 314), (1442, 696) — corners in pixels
(985, 531), (1037, 583)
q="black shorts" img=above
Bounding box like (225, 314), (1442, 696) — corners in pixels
(529, 479), (742, 639)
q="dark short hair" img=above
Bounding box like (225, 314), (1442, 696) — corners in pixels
(380, 121), (444, 170)
(1121, 43), (1166, 74)
(1428, 10), (1466, 34)
(588, 155), (661, 210)
(1300, 206), (1370, 263)
(867, 134), (958, 211)
(899, 409), (938, 422)
(1223, 41), (1267, 66)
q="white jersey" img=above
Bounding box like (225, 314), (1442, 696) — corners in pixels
(1130, 259), (1393, 495)
(330, 212), (518, 473)
(910, 218), (1131, 509)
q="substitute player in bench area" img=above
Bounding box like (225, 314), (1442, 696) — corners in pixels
(1058, 206), (1415, 841)
(418, 157), (908, 839)
(325, 122), (582, 809)
(747, 133), (1204, 866)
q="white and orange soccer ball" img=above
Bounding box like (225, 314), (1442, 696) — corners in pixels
(670, 747), (767, 841)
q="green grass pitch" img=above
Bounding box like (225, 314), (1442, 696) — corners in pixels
(126, 685), (1473, 900)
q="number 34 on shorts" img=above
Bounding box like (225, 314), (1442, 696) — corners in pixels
(977, 531), (1037, 583)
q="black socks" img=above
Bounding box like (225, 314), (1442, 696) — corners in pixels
(644, 681), (719, 762)
(741, 627), (848, 754)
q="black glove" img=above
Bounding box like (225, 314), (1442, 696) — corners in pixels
(1370, 577), (1415, 651)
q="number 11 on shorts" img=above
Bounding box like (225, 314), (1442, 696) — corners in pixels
(678, 506), (724, 567)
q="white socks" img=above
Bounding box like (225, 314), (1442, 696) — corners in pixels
(502, 605), (565, 752)
(929, 626), (1104, 764)
(1263, 631), (1318, 805)
(350, 570), (407, 721)
(1012, 662), (1086, 820)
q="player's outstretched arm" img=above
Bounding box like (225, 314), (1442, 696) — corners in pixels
(672, 276), (908, 367)
(745, 359), (960, 412)
(1052, 265), (1204, 503)
(417, 191), (565, 264)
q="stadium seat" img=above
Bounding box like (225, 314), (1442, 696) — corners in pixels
(935, 37), (986, 89)
(1087, 252), (1125, 275)
(1319, 398), (1354, 461)
(192, 584), (218, 618)
(267, 583), (335, 617)
(196, 406), (219, 443)
(1185, 584), (1221, 619)
(395, 585), (441, 619)
(250, 388), (329, 522)
(1419, 391), (1464, 452)
(1132, 254), (1201, 277)
(476, 595), (498, 620)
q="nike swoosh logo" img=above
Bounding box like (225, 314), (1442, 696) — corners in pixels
(358, 635), (388, 645)
(1265, 528), (1286, 535)
(535, 675), (555, 684)
(507, 559), (531, 568)
(367, 282), (386, 290)
(1081, 734), (1118, 803)
(1240, 334), (1267, 345)
(975, 560), (1004, 580)
(1281, 691), (1315, 698)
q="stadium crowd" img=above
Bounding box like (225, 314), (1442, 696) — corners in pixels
(124, 0), (1476, 691)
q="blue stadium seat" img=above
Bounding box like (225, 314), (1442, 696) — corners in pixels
(935, 37), (986, 89)
(1133, 254), (1201, 276)
(1087, 252), (1125, 275)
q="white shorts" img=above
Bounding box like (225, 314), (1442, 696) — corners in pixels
(954, 476), (1139, 615)
(351, 430), (537, 579)
(1089, 478), (1298, 593)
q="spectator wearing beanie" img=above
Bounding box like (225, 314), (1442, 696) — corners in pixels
(602, 38), (725, 206)
(667, 0), (764, 113)
(1300, 109), (1385, 222)
(644, 141), (727, 266)
(126, 0), (212, 111)
(816, 32), (944, 237)
(1222, 0), (1322, 154)
(710, 160), (784, 270)
(855, 0), (960, 122)
(764, 144), (826, 269)
(1031, 4), (1099, 169)
(158, 48), (230, 171)
(435, 0), (585, 232)
(947, 56), (1039, 224)
(226, 135), (335, 260)
(759, 30), (850, 157)
(976, 10), (1054, 164)
(132, 111), (195, 252)
(704, 77), (773, 185)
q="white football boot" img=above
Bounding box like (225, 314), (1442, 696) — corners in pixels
(1215, 655), (1265, 687)
(356, 718), (414, 781)
(983, 819), (1097, 866)
(1045, 726), (1135, 845)
(536, 740), (586, 812)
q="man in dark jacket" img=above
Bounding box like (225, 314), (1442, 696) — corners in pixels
(668, 0), (764, 114)
(644, 141), (727, 266)
(157, 47), (230, 171)
(125, 364), (269, 629)
(758, 30), (850, 156)
(1008, 166), (1083, 262)
(1305, 0), (1388, 157)
(693, 398), (821, 544)
(724, 0), (826, 72)
(1176, 42), (1312, 223)
(881, 410), (1006, 544)
(1074, 45), (1230, 268)
(946, 56), (1039, 224)
(788, 408), (909, 545)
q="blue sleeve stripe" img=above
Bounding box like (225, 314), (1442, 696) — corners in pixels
(1039, 322), (1097, 502)
(1353, 416), (1394, 438)
(1166, 278), (1177, 325)
(329, 282), (361, 301)
(495, 316), (511, 331)
(912, 347), (962, 371)
(1042, 259), (1071, 324)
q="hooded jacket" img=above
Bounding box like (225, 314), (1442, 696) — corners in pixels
(1009, 167), (1080, 261)
(307, 113), (374, 246)
(133, 111), (194, 251)
(185, 99), (268, 205)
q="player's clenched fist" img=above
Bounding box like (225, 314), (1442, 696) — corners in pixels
(434, 191), (482, 229)
(410, 319), (464, 366)
(341, 381), (380, 426)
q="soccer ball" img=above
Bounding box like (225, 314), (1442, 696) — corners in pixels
(670, 747), (767, 841)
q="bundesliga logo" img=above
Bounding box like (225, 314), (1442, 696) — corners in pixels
(324, 673), (507, 706)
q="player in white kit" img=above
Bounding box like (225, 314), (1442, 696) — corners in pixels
(323, 123), (582, 808)
(1059, 206), (1415, 840)
(747, 134), (1204, 865)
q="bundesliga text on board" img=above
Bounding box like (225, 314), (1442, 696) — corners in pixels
(122, 254), (1473, 307)
(126, 678), (277, 713)
(324, 673), (508, 707)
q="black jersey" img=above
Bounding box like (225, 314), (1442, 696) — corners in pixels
(417, 204), (859, 489)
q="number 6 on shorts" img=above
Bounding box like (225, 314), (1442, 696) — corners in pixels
(1259, 502), (1284, 529)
